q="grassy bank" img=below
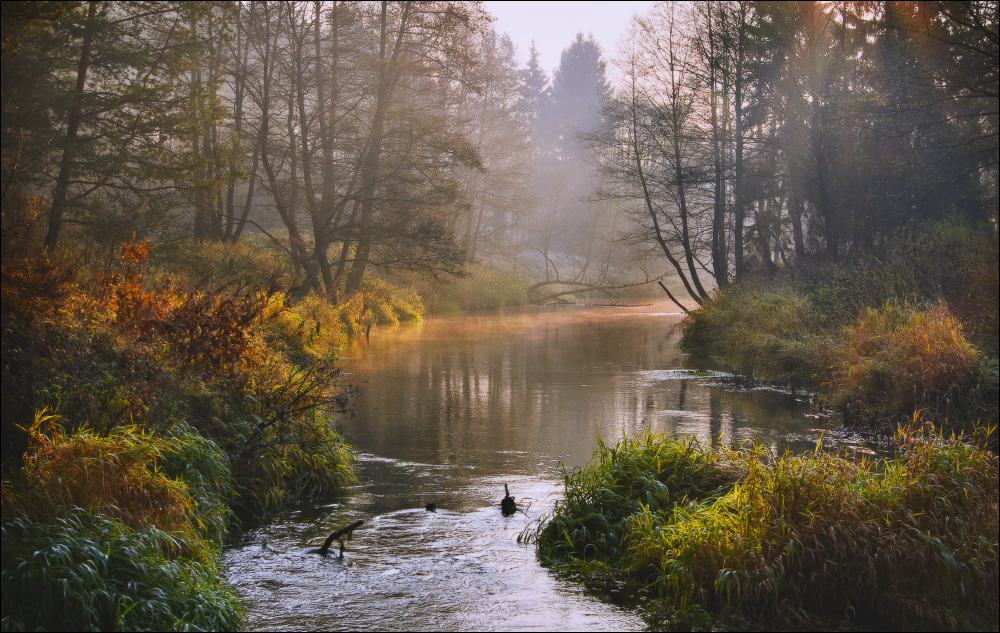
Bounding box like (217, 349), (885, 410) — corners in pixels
(681, 220), (998, 441)
(1, 236), (363, 630)
(528, 430), (999, 630)
(397, 263), (529, 316)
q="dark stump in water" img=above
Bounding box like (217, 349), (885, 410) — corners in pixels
(500, 483), (516, 517)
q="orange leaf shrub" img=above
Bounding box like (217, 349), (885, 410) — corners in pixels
(833, 302), (980, 420)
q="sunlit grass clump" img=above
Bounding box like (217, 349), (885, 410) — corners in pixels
(530, 430), (999, 630)
(14, 410), (195, 537)
(832, 301), (992, 428)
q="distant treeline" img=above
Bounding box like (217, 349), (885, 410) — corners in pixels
(8, 3), (991, 308)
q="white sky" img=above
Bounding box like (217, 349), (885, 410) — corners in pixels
(482, 1), (657, 79)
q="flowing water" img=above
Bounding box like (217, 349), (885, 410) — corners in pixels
(223, 303), (843, 631)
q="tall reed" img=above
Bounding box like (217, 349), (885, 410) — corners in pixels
(533, 430), (999, 629)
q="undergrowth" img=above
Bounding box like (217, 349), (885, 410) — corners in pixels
(1, 510), (242, 632)
(680, 219), (999, 441)
(2, 232), (364, 630)
(400, 264), (528, 315)
(528, 429), (999, 630)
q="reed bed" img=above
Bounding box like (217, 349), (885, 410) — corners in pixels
(530, 430), (999, 630)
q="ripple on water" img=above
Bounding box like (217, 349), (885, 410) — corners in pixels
(225, 304), (846, 630)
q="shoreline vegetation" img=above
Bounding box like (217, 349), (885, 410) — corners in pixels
(530, 219), (1000, 630)
(527, 429), (998, 630)
(1, 237), (364, 631)
(0, 226), (617, 632)
(2, 0), (995, 629)
(680, 219), (998, 446)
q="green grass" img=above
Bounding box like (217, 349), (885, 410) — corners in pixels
(529, 430), (999, 630)
(1, 509), (242, 632)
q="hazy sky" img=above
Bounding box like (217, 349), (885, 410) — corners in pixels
(482, 1), (657, 79)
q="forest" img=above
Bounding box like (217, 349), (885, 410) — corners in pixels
(1, 1), (997, 631)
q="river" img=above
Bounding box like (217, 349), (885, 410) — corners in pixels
(223, 303), (841, 631)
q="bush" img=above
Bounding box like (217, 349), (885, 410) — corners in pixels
(532, 430), (999, 630)
(681, 280), (826, 388)
(681, 219), (998, 436)
(148, 237), (292, 291)
(832, 302), (990, 429)
(2, 231), (358, 629)
(1, 510), (242, 632)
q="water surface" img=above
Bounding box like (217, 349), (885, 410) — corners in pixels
(224, 303), (839, 630)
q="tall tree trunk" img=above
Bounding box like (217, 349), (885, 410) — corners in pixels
(345, 1), (412, 295)
(708, 4), (728, 287)
(732, 14), (747, 280)
(46, 0), (99, 249)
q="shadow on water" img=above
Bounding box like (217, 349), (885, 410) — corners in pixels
(223, 302), (847, 630)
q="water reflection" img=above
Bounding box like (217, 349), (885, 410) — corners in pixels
(344, 304), (833, 468)
(225, 303), (838, 631)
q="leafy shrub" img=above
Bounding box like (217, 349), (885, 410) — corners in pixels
(832, 302), (986, 427)
(149, 237), (292, 291)
(278, 411), (356, 502)
(1, 510), (242, 632)
(681, 280), (825, 387)
(199, 356), (356, 513)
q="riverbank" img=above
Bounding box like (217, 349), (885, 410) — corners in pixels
(528, 219), (1000, 629)
(1, 238), (357, 630)
(529, 430), (999, 630)
(681, 220), (998, 445)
